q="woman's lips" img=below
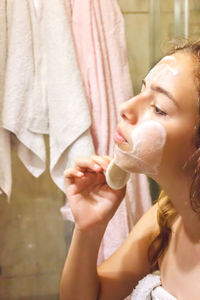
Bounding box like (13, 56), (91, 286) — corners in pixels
(114, 127), (128, 144)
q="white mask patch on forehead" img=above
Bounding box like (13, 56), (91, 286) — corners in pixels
(145, 63), (179, 83)
(106, 121), (167, 189)
(161, 55), (176, 63)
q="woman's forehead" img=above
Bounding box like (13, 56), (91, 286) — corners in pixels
(145, 53), (190, 80)
(145, 53), (199, 116)
(145, 60), (179, 83)
(145, 53), (194, 89)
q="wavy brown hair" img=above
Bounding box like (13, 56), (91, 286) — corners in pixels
(148, 40), (200, 271)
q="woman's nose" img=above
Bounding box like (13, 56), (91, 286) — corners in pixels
(119, 97), (138, 124)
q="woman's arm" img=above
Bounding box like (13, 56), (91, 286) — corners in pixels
(60, 224), (106, 300)
(97, 203), (159, 300)
(60, 203), (159, 300)
(60, 156), (159, 300)
(60, 156), (126, 300)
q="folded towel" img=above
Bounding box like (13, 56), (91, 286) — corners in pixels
(71, 0), (134, 156)
(0, 1), (12, 198)
(132, 274), (177, 300)
(2, 0), (46, 181)
(0, 129), (12, 199)
(0, 0), (6, 116)
(42, 0), (94, 191)
(0, 0), (94, 198)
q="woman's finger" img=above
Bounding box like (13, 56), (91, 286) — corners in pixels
(74, 157), (103, 172)
(103, 155), (113, 162)
(64, 168), (84, 178)
(90, 155), (112, 171)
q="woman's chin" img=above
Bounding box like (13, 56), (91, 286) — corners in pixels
(114, 155), (141, 174)
(114, 150), (159, 176)
(114, 142), (131, 152)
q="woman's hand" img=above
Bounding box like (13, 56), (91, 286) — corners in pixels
(64, 155), (126, 231)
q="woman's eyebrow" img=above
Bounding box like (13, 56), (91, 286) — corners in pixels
(142, 79), (179, 107)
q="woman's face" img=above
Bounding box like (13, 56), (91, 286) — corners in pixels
(114, 52), (199, 177)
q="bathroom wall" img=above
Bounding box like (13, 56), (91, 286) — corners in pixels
(118, 0), (200, 94)
(118, 0), (150, 94)
(0, 137), (74, 300)
(0, 1), (200, 299)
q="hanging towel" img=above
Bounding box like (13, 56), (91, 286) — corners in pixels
(0, 0), (6, 113)
(0, 0), (94, 198)
(63, 0), (152, 265)
(0, 1), (11, 199)
(0, 129), (12, 198)
(41, 0), (94, 190)
(71, 0), (133, 155)
(1, 0), (46, 182)
(131, 274), (177, 300)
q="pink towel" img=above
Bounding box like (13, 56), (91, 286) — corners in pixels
(71, 0), (133, 155)
(67, 0), (152, 265)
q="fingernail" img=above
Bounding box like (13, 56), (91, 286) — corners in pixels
(94, 164), (101, 171)
(77, 171), (84, 176)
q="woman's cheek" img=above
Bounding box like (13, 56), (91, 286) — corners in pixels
(114, 120), (167, 176)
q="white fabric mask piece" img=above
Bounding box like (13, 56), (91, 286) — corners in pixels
(106, 121), (167, 190)
(115, 120), (167, 175)
(145, 56), (179, 83)
(161, 55), (176, 63)
(105, 158), (130, 190)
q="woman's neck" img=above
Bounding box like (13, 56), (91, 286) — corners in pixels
(158, 172), (200, 243)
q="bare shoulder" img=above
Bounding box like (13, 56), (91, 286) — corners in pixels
(97, 203), (159, 300)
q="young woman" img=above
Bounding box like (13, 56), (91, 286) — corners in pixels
(60, 41), (200, 300)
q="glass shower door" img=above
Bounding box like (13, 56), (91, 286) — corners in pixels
(149, 0), (200, 67)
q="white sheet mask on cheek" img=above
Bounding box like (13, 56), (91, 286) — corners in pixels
(106, 121), (167, 190)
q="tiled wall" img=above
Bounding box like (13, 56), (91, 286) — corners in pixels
(118, 0), (200, 94)
(0, 137), (74, 300)
(118, 0), (150, 94)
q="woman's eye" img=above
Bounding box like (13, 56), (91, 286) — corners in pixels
(151, 105), (167, 116)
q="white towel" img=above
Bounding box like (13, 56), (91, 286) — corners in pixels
(0, 129), (12, 198)
(41, 0), (94, 191)
(0, 1), (11, 199)
(0, 0), (6, 111)
(132, 274), (177, 300)
(0, 0), (94, 198)
(2, 0), (46, 180)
